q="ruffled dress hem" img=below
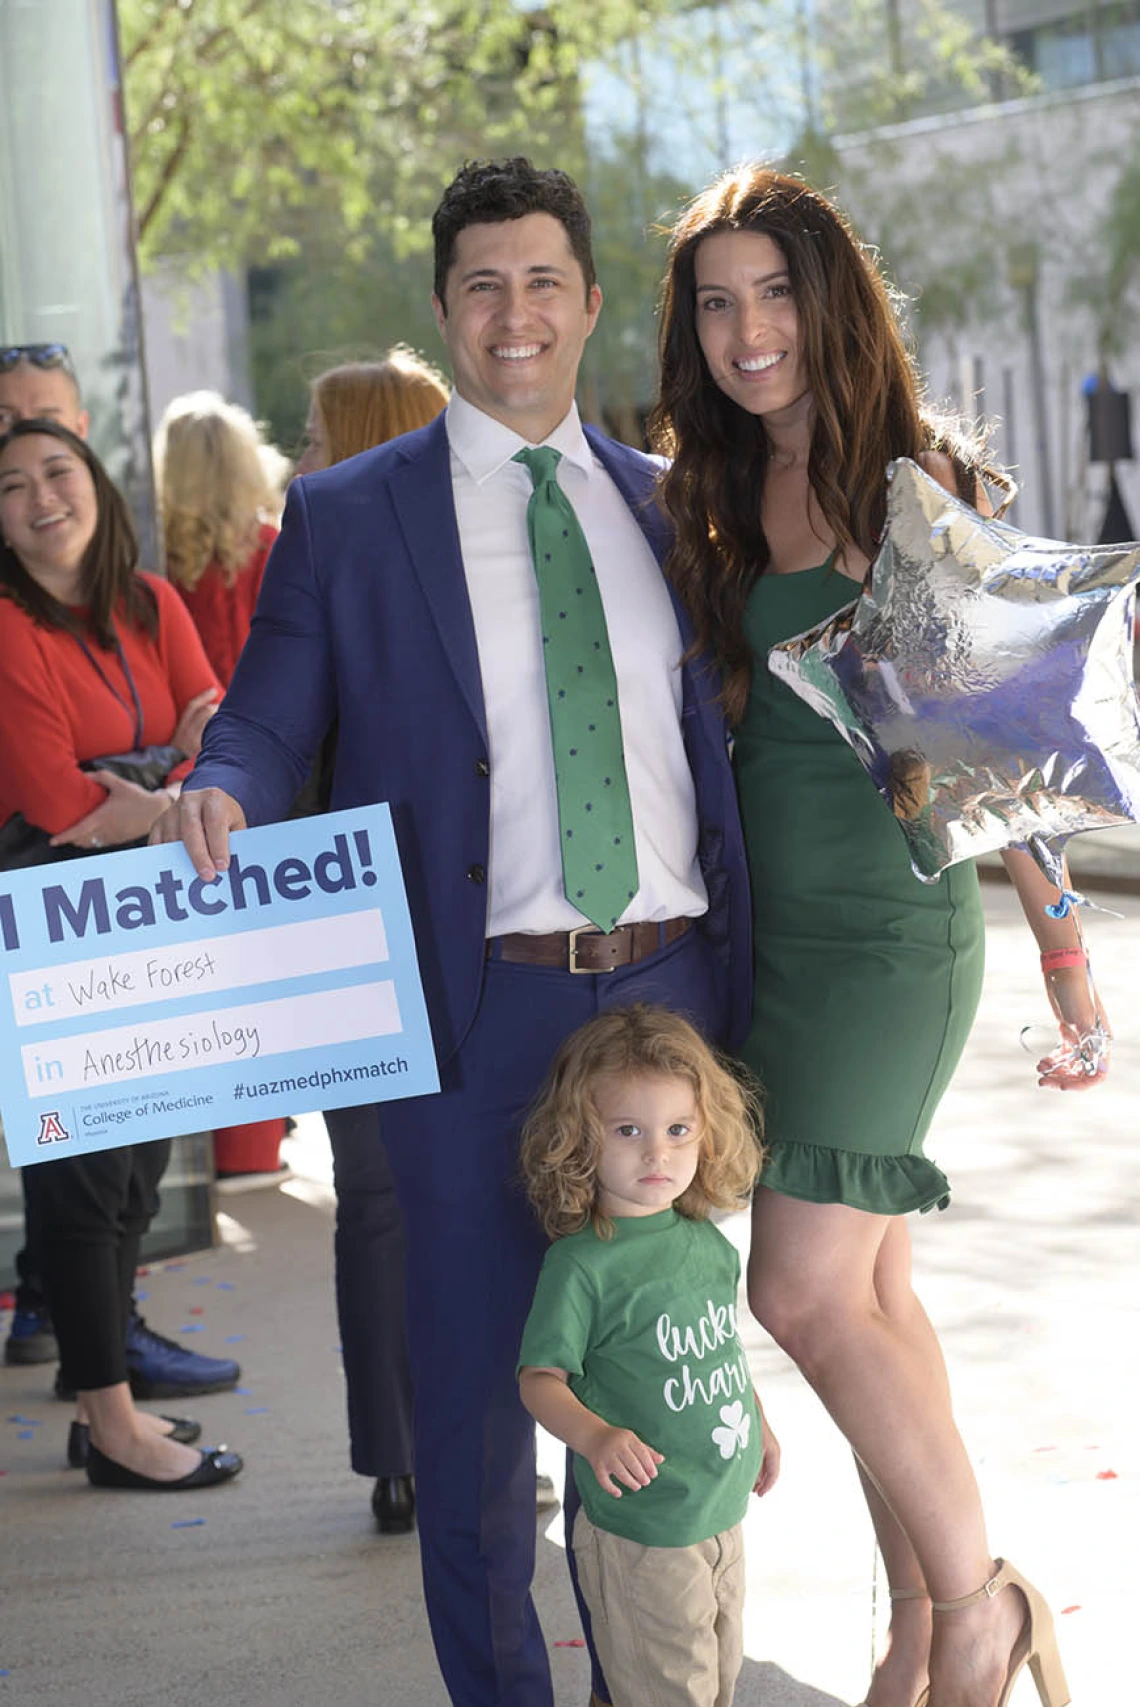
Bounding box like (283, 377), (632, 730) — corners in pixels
(760, 1140), (950, 1215)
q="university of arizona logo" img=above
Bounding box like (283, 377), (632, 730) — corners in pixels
(36, 1111), (71, 1146)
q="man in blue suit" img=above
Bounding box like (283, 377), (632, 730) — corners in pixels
(161, 159), (750, 1706)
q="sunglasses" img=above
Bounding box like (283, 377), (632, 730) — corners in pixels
(0, 343), (76, 378)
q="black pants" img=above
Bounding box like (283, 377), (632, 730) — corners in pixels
(21, 1141), (171, 1392)
(326, 1104), (414, 1479)
(14, 1171), (46, 1312)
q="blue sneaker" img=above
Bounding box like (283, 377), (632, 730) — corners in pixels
(4, 1304), (59, 1366)
(125, 1313), (241, 1400)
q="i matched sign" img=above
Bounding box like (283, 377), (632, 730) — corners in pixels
(0, 805), (438, 1166)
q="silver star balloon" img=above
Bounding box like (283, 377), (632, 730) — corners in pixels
(768, 457), (1140, 889)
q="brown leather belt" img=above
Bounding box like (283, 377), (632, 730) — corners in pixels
(487, 916), (693, 974)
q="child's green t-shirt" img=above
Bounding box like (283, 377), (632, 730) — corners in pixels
(518, 1208), (762, 1547)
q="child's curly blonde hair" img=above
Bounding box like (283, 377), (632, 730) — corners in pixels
(520, 1004), (763, 1241)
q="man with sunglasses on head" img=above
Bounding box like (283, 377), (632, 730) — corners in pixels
(0, 343), (89, 437)
(1, 342), (241, 1407)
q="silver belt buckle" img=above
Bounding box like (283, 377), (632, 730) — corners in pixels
(568, 924), (607, 973)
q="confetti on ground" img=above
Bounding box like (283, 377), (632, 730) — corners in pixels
(1032, 1445), (1057, 1453)
(7, 1417), (41, 1427)
(189, 1308), (204, 1316)
(171, 1518), (206, 1528)
(1061, 1605), (1082, 1615)
(245, 1406), (269, 1415)
(224, 1335), (245, 1344)
(177, 1325), (204, 1334)
(136, 1267), (150, 1277)
(1096, 1469), (1119, 1480)
(216, 1282), (235, 1292)
(17, 1432), (32, 1441)
(553, 1639), (585, 1648)
(235, 1387), (251, 1396)
(135, 1290), (149, 1301)
(165, 1262), (186, 1271)
(193, 1278), (212, 1287)
(0, 1469), (9, 1476)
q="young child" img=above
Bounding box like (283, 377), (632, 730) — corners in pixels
(517, 1004), (779, 1707)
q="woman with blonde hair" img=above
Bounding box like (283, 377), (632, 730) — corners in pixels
(154, 390), (282, 687)
(294, 348), (449, 474)
(292, 345), (446, 1535)
(154, 390), (286, 1178)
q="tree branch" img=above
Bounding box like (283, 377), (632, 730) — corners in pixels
(136, 111), (194, 242)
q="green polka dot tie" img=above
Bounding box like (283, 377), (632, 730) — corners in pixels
(514, 446), (639, 933)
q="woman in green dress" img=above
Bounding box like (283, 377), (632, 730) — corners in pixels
(650, 166), (1109, 1707)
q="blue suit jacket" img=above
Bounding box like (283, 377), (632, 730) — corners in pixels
(190, 413), (751, 1066)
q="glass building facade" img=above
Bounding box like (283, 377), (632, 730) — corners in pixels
(0, 0), (213, 1285)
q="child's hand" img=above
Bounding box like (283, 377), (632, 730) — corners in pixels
(753, 1409), (781, 1497)
(587, 1425), (664, 1498)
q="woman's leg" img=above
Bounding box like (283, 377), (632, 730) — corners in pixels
(27, 1147), (200, 1480)
(749, 1188), (1024, 1707)
(858, 1218), (939, 1704)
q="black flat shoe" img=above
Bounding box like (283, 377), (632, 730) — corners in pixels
(371, 1474), (415, 1533)
(67, 1416), (202, 1468)
(85, 1441), (242, 1490)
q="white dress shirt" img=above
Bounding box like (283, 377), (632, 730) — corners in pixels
(446, 393), (708, 936)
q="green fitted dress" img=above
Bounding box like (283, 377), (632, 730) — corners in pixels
(735, 559), (985, 1214)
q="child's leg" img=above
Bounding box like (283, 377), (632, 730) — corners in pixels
(710, 1523), (746, 1707)
(572, 1509), (742, 1707)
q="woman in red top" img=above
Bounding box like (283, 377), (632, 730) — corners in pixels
(154, 392), (286, 1175)
(0, 418), (241, 1491)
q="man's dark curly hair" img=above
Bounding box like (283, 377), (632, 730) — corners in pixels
(432, 157), (596, 307)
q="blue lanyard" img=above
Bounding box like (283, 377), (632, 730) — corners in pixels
(74, 625), (145, 749)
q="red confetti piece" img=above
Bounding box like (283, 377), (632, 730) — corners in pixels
(553, 1639), (586, 1648)
(1061, 1605), (1082, 1615)
(189, 1307), (204, 1316)
(1032, 1445), (1057, 1453)
(1096, 1469), (1118, 1480)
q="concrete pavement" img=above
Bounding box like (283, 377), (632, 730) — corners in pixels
(1, 879), (1136, 1706)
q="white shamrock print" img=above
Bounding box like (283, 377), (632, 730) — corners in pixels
(711, 1400), (751, 1460)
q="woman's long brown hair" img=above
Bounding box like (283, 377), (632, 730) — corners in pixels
(649, 166), (1011, 724)
(0, 418), (157, 648)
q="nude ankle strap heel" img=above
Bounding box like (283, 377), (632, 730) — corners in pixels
(931, 1558), (1070, 1707)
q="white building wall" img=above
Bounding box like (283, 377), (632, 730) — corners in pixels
(140, 264), (254, 428)
(832, 75), (1140, 540)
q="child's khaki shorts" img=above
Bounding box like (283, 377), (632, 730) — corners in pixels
(572, 1507), (745, 1707)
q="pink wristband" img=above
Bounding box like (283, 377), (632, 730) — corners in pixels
(1041, 948), (1087, 971)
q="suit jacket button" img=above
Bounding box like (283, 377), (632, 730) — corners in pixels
(467, 863), (486, 884)
(474, 759), (490, 778)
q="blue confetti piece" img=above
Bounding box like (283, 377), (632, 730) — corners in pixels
(177, 1325), (204, 1334)
(171, 1518), (206, 1528)
(224, 1336), (245, 1344)
(216, 1282), (235, 1292)
(8, 1416), (42, 1427)
(234, 1387), (251, 1396)
(245, 1406), (269, 1415)
(193, 1277), (212, 1287)
(17, 1431), (32, 1440)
